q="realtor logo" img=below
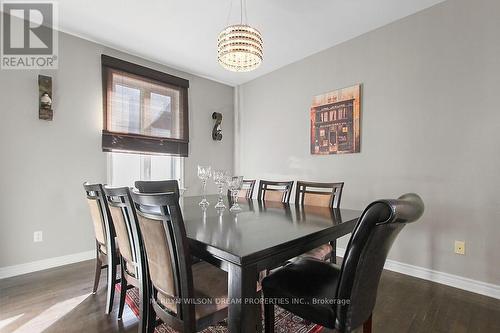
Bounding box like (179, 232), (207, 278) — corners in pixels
(1, 1), (58, 69)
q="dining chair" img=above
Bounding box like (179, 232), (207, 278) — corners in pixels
(295, 181), (344, 262)
(138, 180), (203, 266)
(130, 190), (229, 333)
(239, 179), (256, 198)
(262, 193), (424, 333)
(256, 180), (293, 281)
(134, 180), (180, 195)
(103, 186), (149, 332)
(295, 181), (344, 208)
(257, 180), (294, 203)
(226, 179), (255, 199)
(83, 182), (119, 315)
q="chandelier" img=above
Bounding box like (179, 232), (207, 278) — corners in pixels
(218, 0), (263, 72)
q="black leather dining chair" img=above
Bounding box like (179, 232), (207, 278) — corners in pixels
(262, 193), (424, 333)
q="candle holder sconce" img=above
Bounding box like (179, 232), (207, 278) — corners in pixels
(38, 75), (53, 121)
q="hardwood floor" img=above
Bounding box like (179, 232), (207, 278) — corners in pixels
(0, 261), (137, 333)
(1, 259), (499, 333)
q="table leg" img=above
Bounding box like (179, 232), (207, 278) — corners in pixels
(228, 263), (261, 333)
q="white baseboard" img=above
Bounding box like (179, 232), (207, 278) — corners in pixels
(2, 248), (499, 300)
(0, 250), (95, 280)
(336, 247), (500, 300)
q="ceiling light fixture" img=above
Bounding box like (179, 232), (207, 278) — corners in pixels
(217, 0), (263, 72)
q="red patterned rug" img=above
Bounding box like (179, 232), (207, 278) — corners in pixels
(116, 284), (322, 333)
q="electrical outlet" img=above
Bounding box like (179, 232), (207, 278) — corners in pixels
(454, 240), (465, 255)
(34, 231), (43, 243)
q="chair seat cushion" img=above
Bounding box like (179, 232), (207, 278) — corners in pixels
(262, 258), (341, 328)
(301, 243), (333, 261)
(157, 261), (228, 320)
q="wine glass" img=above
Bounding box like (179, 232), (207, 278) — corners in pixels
(228, 176), (244, 212)
(213, 169), (229, 209)
(197, 165), (211, 207)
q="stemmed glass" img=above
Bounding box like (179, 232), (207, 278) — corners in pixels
(197, 165), (212, 207)
(213, 169), (229, 209)
(228, 176), (244, 212)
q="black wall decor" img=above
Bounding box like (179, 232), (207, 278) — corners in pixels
(212, 112), (223, 141)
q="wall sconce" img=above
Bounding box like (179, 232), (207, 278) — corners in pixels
(38, 75), (53, 121)
(212, 112), (223, 141)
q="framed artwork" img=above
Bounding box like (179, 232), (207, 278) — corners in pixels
(310, 84), (361, 155)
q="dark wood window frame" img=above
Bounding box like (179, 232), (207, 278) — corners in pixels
(101, 55), (189, 156)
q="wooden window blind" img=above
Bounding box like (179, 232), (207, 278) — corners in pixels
(101, 55), (189, 156)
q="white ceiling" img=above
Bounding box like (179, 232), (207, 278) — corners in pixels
(58, 0), (445, 86)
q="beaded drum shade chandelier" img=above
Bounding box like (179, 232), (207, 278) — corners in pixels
(218, 0), (263, 72)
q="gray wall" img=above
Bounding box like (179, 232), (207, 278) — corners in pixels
(237, 0), (500, 285)
(0, 31), (234, 268)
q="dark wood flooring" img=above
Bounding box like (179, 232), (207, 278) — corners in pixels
(0, 259), (499, 333)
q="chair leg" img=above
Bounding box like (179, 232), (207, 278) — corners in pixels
(105, 255), (117, 315)
(146, 300), (156, 333)
(329, 240), (337, 264)
(118, 259), (127, 319)
(264, 303), (275, 333)
(92, 245), (102, 294)
(363, 314), (372, 333)
(139, 272), (149, 333)
(183, 320), (196, 333)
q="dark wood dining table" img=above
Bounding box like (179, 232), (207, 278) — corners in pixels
(180, 195), (362, 333)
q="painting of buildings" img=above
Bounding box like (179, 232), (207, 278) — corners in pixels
(310, 84), (361, 155)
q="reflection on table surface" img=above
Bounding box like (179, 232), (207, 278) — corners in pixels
(179, 195), (361, 259)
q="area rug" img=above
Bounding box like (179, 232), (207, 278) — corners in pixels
(116, 284), (322, 333)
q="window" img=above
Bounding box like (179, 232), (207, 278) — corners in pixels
(108, 152), (183, 187)
(101, 55), (189, 156)
(338, 108), (345, 120)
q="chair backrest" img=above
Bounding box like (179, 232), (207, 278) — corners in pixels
(103, 186), (144, 279)
(295, 181), (344, 208)
(334, 193), (424, 332)
(239, 179), (256, 198)
(83, 183), (114, 251)
(130, 190), (194, 320)
(257, 180), (294, 203)
(135, 180), (180, 195)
